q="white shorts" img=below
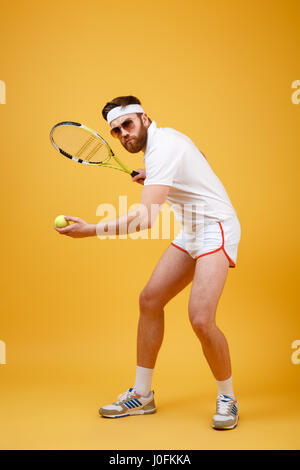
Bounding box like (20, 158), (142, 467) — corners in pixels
(171, 216), (241, 268)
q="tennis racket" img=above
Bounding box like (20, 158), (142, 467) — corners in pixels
(50, 121), (140, 178)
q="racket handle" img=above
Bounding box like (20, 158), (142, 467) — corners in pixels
(131, 170), (140, 177)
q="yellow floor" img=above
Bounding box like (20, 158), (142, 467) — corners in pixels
(1, 366), (299, 450)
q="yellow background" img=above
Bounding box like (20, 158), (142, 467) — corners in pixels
(0, 0), (299, 450)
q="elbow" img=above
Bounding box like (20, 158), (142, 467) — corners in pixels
(140, 216), (152, 230)
(137, 207), (153, 230)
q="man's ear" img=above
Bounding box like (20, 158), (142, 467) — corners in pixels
(142, 113), (150, 127)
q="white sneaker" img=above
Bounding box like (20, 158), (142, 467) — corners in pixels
(212, 394), (239, 429)
(99, 387), (156, 418)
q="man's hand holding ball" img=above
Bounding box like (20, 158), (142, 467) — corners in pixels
(54, 215), (95, 238)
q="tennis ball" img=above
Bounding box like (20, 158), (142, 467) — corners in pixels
(55, 215), (69, 228)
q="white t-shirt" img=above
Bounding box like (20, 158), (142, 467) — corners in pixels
(144, 121), (239, 236)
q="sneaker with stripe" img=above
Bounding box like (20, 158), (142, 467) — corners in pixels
(99, 387), (156, 418)
(212, 394), (239, 430)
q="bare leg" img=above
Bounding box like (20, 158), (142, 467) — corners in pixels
(137, 245), (195, 368)
(188, 250), (231, 381)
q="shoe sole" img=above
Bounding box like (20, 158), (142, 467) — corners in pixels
(100, 408), (156, 418)
(212, 416), (239, 430)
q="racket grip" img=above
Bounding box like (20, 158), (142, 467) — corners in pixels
(131, 170), (140, 177)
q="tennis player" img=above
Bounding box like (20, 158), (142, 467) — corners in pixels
(56, 96), (241, 430)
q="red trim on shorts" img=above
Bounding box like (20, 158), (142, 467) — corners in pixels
(196, 247), (224, 260)
(195, 222), (236, 268)
(171, 223), (237, 268)
(171, 242), (189, 255)
(221, 249), (236, 268)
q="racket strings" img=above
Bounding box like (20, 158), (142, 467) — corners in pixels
(75, 135), (106, 162)
(53, 125), (110, 163)
(75, 135), (96, 158)
(84, 141), (106, 162)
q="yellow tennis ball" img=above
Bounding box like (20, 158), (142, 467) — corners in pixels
(55, 215), (69, 228)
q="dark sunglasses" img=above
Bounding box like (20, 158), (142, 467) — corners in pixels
(110, 118), (137, 138)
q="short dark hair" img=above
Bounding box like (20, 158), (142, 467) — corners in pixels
(102, 95), (142, 121)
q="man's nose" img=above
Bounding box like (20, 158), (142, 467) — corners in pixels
(120, 126), (129, 137)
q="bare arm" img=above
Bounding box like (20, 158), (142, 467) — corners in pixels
(55, 185), (169, 238)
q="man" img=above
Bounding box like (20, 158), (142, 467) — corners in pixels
(55, 96), (241, 430)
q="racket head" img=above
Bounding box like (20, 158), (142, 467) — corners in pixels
(50, 121), (113, 165)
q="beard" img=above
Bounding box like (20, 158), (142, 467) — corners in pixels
(121, 125), (148, 153)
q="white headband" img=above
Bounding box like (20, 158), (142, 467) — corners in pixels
(107, 104), (145, 126)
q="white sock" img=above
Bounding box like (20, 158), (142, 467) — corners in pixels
(216, 376), (235, 399)
(134, 366), (154, 397)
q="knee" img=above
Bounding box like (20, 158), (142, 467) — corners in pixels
(188, 301), (216, 338)
(190, 319), (215, 339)
(139, 288), (164, 314)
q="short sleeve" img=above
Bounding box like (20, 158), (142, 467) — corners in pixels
(144, 135), (181, 186)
